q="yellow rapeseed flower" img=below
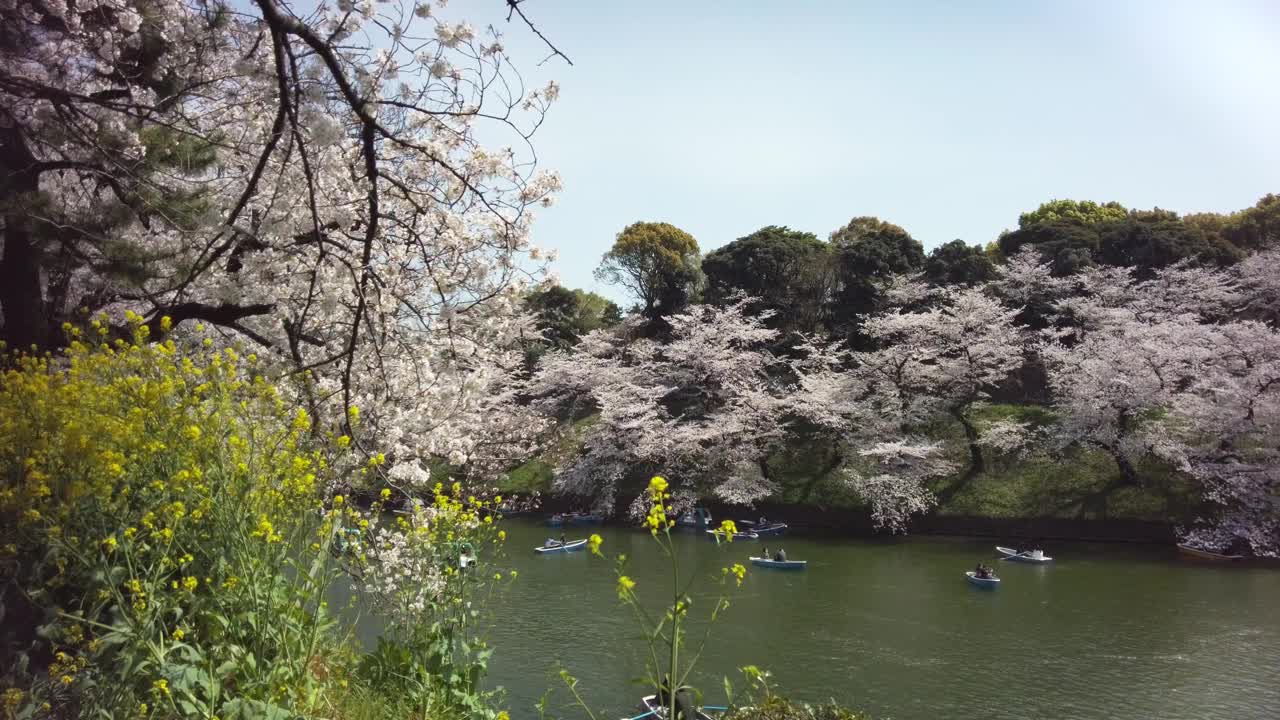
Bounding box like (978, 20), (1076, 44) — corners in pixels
(588, 533), (603, 555)
(616, 575), (636, 599)
(3, 688), (25, 715)
(647, 475), (668, 497)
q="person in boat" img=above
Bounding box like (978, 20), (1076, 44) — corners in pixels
(658, 674), (697, 720)
(758, 516), (767, 526)
(774, 548), (787, 562)
(545, 537), (561, 548)
(761, 545), (770, 559)
(974, 562), (993, 579)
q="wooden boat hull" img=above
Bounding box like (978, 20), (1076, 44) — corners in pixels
(750, 556), (806, 570)
(534, 539), (588, 554)
(966, 571), (1000, 588)
(1177, 544), (1243, 561)
(996, 546), (1053, 563)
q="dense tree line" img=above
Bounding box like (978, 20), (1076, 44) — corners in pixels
(530, 194), (1280, 556)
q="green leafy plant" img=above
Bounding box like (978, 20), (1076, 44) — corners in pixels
(558, 476), (748, 720)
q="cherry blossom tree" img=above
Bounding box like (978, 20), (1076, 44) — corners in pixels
(1, 0), (570, 487)
(532, 297), (974, 532)
(529, 301), (794, 512)
(856, 280), (1028, 477)
(1014, 256), (1280, 554)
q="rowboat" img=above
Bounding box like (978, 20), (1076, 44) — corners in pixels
(705, 528), (758, 541)
(1177, 544), (1243, 561)
(547, 512), (602, 527)
(623, 695), (725, 720)
(534, 539), (587, 554)
(749, 556), (807, 570)
(675, 507), (713, 528)
(965, 571), (1000, 588)
(996, 546), (1053, 563)
(739, 520), (788, 536)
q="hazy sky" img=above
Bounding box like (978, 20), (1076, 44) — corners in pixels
(489, 0), (1280, 304)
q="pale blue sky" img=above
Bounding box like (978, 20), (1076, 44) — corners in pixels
(493, 1), (1280, 303)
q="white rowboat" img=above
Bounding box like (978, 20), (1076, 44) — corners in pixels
(996, 546), (1053, 563)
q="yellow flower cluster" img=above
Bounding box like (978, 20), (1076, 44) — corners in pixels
(616, 575), (636, 599)
(644, 476), (675, 536)
(588, 533), (603, 555)
(1, 318), (354, 714)
(711, 519), (740, 543)
(3, 688), (24, 717)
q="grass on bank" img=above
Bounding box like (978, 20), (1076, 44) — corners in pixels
(504, 406), (1204, 523)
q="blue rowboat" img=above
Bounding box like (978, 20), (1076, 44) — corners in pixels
(624, 695), (725, 720)
(568, 513), (603, 526)
(545, 514), (565, 527)
(534, 539), (587, 554)
(966, 571), (1001, 588)
(750, 556), (806, 570)
(675, 507), (713, 529)
(996, 546), (1053, 563)
(705, 528), (758, 541)
(740, 521), (788, 536)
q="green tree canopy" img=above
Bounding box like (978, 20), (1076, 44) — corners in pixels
(702, 225), (834, 333)
(1001, 204), (1245, 276)
(923, 239), (997, 286)
(1018, 199), (1129, 229)
(828, 216), (925, 341)
(524, 285), (621, 352)
(1099, 215), (1242, 274)
(595, 221), (702, 318)
(998, 221), (1102, 275)
(1223, 193), (1280, 251)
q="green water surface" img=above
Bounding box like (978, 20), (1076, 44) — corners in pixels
(353, 519), (1280, 720)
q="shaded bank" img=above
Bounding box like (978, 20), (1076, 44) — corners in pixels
(521, 495), (1179, 543)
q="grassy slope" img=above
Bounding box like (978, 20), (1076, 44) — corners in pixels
(500, 415), (600, 493)
(502, 406), (1203, 523)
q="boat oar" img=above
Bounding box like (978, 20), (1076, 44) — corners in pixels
(1000, 551), (1030, 561)
(623, 711), (655, 720)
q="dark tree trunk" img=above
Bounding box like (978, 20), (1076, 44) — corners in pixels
(0, 126), (50, 351)
(1109, 447), (1142, 486)
(952, 408), (985, 478)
